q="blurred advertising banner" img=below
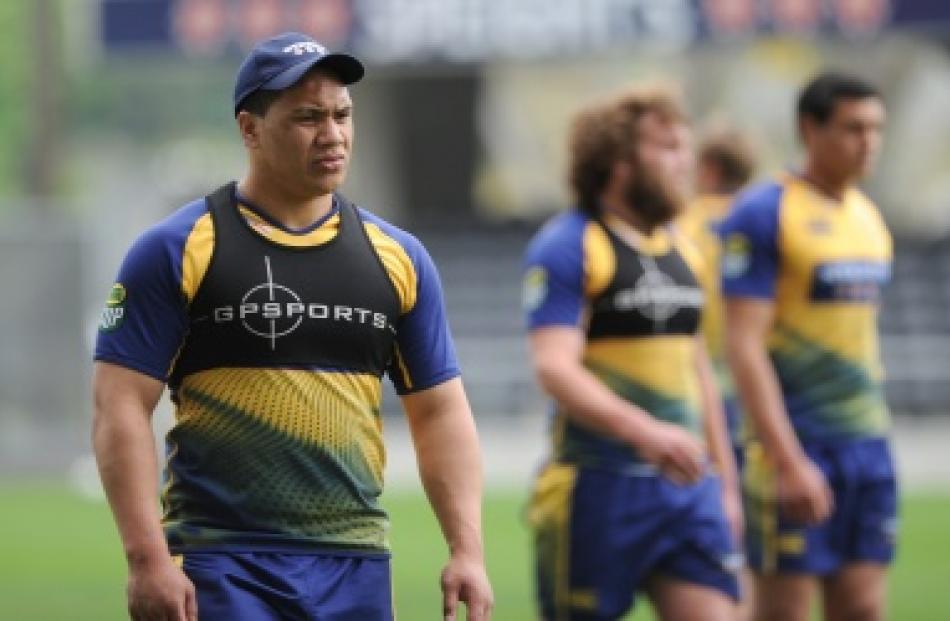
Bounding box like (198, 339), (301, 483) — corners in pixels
(101, 0), (950, 59)
(101, 0), (355, 54)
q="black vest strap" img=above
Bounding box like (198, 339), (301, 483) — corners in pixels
(206, 181), (236, 218)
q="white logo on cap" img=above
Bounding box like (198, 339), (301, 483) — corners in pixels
(283, 41), (326, 56)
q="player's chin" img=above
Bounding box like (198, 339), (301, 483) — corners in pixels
(307, 172), (347, 195)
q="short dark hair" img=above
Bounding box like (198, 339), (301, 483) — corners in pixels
(698, 126), (757, 194)
(237, 88), (282, 117)
(568, 85), (686, 215)
(797, 72), (881, 127)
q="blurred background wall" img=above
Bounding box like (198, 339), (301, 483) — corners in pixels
(3, 0), (950, 476)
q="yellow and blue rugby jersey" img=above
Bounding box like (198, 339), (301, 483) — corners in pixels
(95, 190), (460, 553)
(678, 194), (744, 445)
(678, 195), (737, 401)
(523, 208), (707, 471)
(719, 176), (892, 441)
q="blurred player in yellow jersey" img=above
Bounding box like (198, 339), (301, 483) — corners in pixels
(680, 127), (758, 469)
(678, 124), (758, 619)
(722, 73), (894, 621)
(523, 86), (742, 621)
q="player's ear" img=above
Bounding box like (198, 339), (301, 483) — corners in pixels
(798, 116), (817, 145)
(237, 110), (262, 149)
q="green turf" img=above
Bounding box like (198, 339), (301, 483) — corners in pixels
(0, 482), (947, 620)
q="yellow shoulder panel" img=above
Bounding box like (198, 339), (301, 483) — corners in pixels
(363, 222), (417, 315)
(181, 212), (214, 303)
(851, 191), (893, 260)
(583, 222), (616, 298)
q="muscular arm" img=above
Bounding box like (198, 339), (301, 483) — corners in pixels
(529, 325), (704, 483)
(400, 378), (493, 621)
(725, 298), (832, 523)
(92, 362), (196, 621)
(93, 362), (169, 566)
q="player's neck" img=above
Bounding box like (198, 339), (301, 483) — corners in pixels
(800, 163), (851, 203)
(600, 197), (656, 237)
(237, 175), (334, 230)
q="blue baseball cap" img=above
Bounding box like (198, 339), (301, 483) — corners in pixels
(233, 32), (364, 116)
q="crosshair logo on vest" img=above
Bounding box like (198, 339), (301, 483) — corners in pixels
(613, 270), (703, 322)
(212, 257), (392, 350)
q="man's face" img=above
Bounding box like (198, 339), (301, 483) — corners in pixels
(246, 70), (354, 197)
(622, 113), (690, 227)
(804, 96), (885, 183)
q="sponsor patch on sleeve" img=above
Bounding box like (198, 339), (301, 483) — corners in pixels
(522, 266), (548, 313)
(98, 283), (126, 331)
(721, 233), (751, 278)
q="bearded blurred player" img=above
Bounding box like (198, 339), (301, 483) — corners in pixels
(522, 86), (741, 621)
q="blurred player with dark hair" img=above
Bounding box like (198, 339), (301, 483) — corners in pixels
(522, 86), (741, 621)
(695, 126), (758, 198)
(679, 122), (758, 619)
(721, 72), (894, 621)
(683, 124), (759, 463)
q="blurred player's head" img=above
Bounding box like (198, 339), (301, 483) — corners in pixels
(695, 125), (757, 196)
(569, 85), (690, 231)
(797, 72), (885, 186)
(233, 33), (364, 198)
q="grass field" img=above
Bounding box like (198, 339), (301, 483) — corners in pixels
(1, 483), (948, 620)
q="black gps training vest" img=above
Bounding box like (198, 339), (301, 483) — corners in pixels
(587, 223), (703, 340)
(168, 183), (400, 390)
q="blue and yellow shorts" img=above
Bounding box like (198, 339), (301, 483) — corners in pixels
(528, 463), (741, 620)
(744, 435), (898, 575)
